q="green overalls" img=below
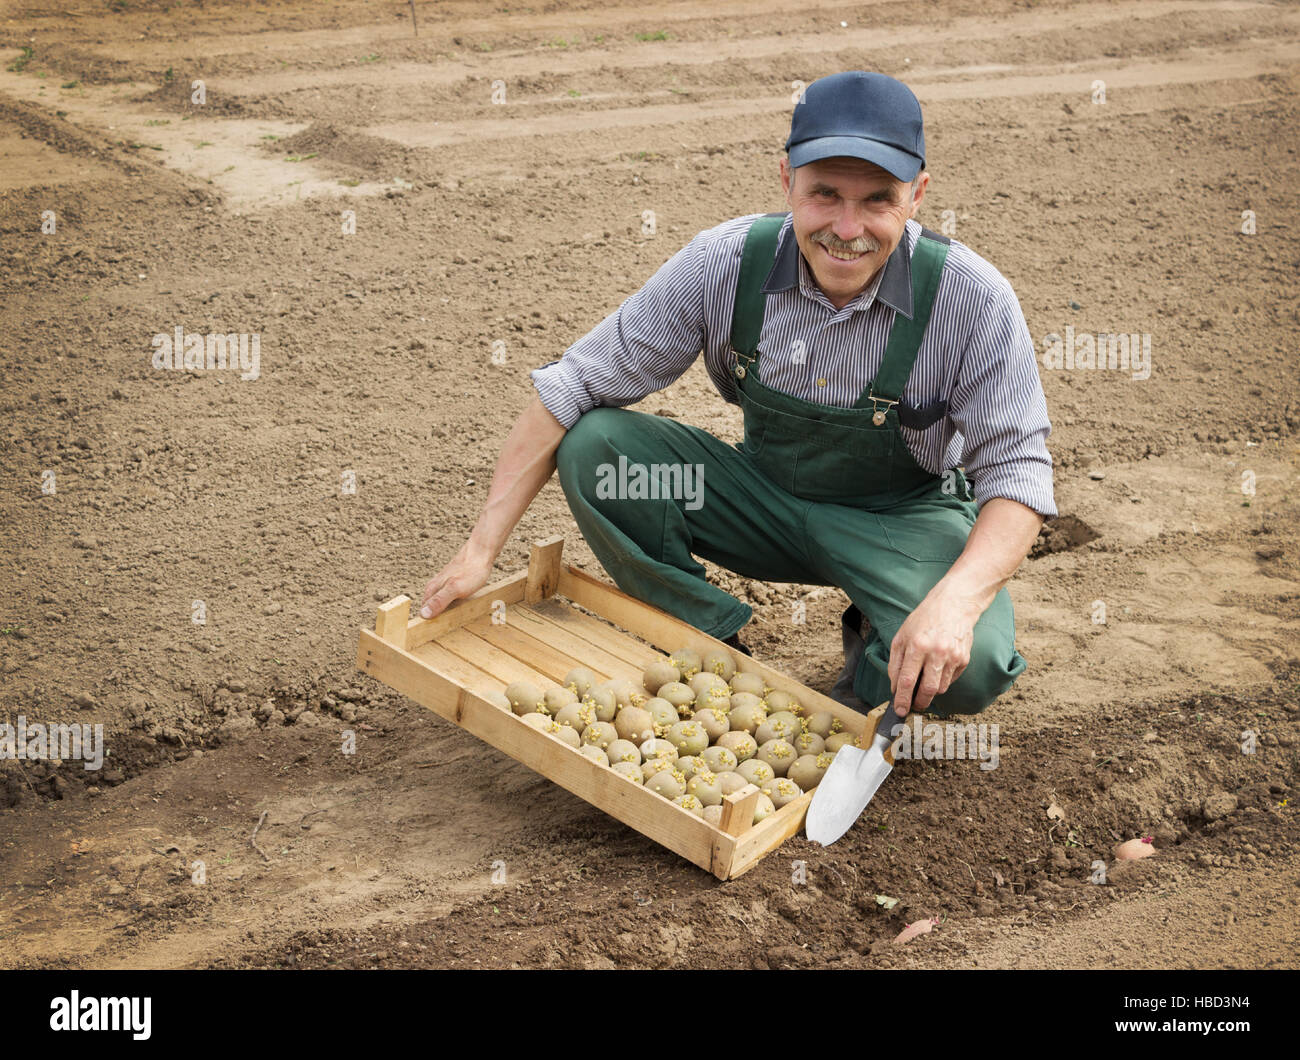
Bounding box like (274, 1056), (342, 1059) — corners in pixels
(554, 214), (1028, 717)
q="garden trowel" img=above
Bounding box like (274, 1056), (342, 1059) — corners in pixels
(805, 700), (908, 846)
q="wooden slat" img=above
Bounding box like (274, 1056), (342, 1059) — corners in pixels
(499, 606), (632, 683)
(405, 571), (528, 652)
(409, 640), (506, 699)
(437, 627), (553, 688)
(559, 565), (868, 736)
(463, 614), (591, 686)
(375, 595), (411, 647)
(525, 535), (565, 603)
(726, 791), (815, 879)
(529, 598), (663, 670)
(357, 629), (718, 873)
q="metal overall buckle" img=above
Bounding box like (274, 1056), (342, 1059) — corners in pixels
(733, 346), (756, 379)
(867, 390), (897, 426)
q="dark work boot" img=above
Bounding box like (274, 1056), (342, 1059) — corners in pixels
(722, 631), (753, 657)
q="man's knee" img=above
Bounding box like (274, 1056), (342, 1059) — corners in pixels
(555, 407), (623, 490)
(931, 624), (1026, 718)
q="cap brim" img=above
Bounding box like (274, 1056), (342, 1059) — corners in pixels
(788, 136), (922, 182)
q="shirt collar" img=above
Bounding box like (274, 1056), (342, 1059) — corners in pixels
(761, 216), (918, 319)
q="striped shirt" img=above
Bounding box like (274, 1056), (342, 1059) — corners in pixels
(531, 213), (1056, 517)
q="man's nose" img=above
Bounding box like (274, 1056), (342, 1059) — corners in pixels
(830, 208), (868, 244)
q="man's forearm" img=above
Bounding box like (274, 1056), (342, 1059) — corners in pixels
(465, 395), (567, 562)
(930, 497), (1044, 619)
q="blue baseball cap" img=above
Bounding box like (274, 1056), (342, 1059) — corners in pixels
(786, 71), (925, 182)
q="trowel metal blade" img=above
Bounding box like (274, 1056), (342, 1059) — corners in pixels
(804, 731), (894, 846)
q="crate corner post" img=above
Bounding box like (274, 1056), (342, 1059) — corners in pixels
(375, 594), (412, 648)
(525, 535), (565, 603)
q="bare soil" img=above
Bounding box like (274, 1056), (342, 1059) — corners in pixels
(1, 0), (1298, 969)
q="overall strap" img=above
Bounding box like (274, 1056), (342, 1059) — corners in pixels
(729, 212), (787, 358)
(871, 230), (950, 403)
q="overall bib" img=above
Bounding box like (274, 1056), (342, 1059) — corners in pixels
(554, 215), (1028, 717)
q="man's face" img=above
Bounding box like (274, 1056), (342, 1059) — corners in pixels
(780, 156), (926, 310)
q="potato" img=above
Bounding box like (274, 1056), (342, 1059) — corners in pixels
(666, 720), (709, 756)
(693, 707), (730, 742)
(639, 738), (678, 764)
(581, 721), (618, 749)
(554, 700), (597, 735)
(752, 793), (776, 824)
(641, 757), (677, 782)
(717, 731), (757, 762)
(545, 721), (582, 749)
(688, 671), (729, 697)
(614, 706), (655, 744)
(701, 648), (736, 681)
(737, 758), (774, 786)
(657, 681), (696, 717)
(715, 771), (749, 797)
(583, 686), (618, 723)
(610, 679), (647, 710)
(764, 690), (801, 714)
(762, 777), (803, 808)
(486, 690), (512, 712)
(703, 804), (725, 827)
(805, 711), (836, 738)
(563, 667), (598, 698)
(543, 686), (578, 714)
(756, 738), (797, 776)
(755, 715), (800, 745)
(605, 738), (642, 766)
(642, 660), (681, 696)
(791, 730), (825, 757)
(520, 712), (551, 732)
(668, 648), (703, 680)
(611, 761), (644, 783)
(787, 752), (832, 791)
(701, 745), (738, 774)
(673, 794), (705, 817)
(728, 695), (767, 734)
(686, 771), (722, 807)
(645, 697), (679, 735)
(646, 769), (686, 799)
(505, 680), (546, 716)
(729, 672), (765, 698)
(675, 755), (703, 781)
(579, 744), (609, 767)
(825, 731), (859, 753)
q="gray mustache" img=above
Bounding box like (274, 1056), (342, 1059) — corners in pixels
(812, 231), (879, 254)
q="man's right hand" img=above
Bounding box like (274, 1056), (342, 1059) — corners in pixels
(420, 540), (495, 620)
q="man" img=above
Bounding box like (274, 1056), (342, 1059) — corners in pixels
(420, 71), (1055, 721)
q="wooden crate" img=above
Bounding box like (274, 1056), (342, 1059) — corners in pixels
(356, 535), (870, 880)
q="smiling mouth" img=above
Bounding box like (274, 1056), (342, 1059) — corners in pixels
(819, 243), (869, 263)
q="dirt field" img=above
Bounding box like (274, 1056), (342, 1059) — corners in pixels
(1, 0), (1298, 970)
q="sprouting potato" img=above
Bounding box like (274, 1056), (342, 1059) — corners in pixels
(829, 716), (845, 734)
(554, 700), (597, 735)
(791, 730), (826, 757)
(752, 793), (776, 824)
(693, 707), (730, 742)
(701, 745), (738, 774)
(564, 667), (598, 698)
(610, 679), (647, 710)
(666, 720), (709, 757)
(693, 686), (731, 717)
(673, 793), (705, 817)
(805, 711), (835, 738)
(737, 758), (774, 786)
(639, 738), (678, 763)
(505, 680), (546, 716)
(583, 686), (618, 723)
(520, 712), (551, 732)
(701, 648), (736, 681)
(643, 659), (681, 696)
(714, 771), (749, 797)
(729, 671), (765, 698)
(668, 648), (702, 680)
(755, 717), (799, 746)
(605, 738), (642, 766)
(764, 689), (800, 715)
(486, 690), (512, 712)
(825, 731), (859, 753)
(544, 686), (578, 714)
(765, 710), (802, 732)
(717, 731), (757, 762)
(646, 769), (686, 799)
(645, 697), (679, 735)
(688, 671), (729, 697)
(611, 761), (644, 783)
(581, 721), (618, 750)
(703, 804), (725, 827)
(728, 695), (767, 734)
(657, 681), (696, 717)
(614, 706), (655, 744)
(641, 757), (676, 782)
(545, 720), (582, 749)
(579, 744), (609, 767)
(675, 755), (702, 781)
(686, 770), (722, 806)
(788, 752), (833, 791)
(756, 738), (797, 776)
(762, 777), (803, 808)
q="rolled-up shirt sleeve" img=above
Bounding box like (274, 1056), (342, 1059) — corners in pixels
(530, 231), (710, 429)
(950, 280), (1057, 518)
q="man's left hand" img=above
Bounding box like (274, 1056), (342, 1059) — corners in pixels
(887, 590), (982, 716)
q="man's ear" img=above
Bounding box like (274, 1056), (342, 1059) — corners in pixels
(780, 156), (793, 202)
(909, 171), (929, 219)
